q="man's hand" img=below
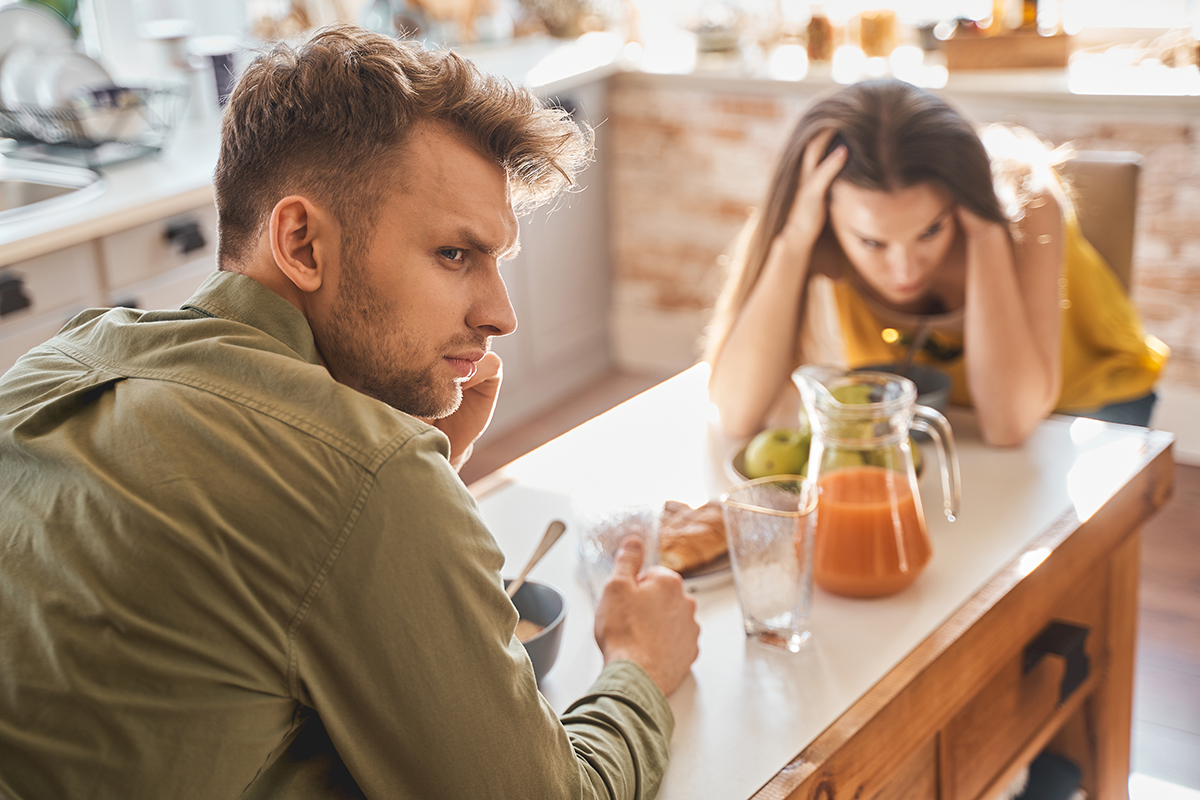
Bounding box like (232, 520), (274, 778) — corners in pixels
(426, 351), (503, 471)
(594, 536), (701, 696)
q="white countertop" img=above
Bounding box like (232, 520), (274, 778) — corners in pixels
(473, 363), (1173, 800)
(3, 30), (1193, 266)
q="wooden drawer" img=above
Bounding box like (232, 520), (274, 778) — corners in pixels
(99, 204), (218, 294)
(0, 243), (103, 334)
(940, 569), (1106, 800)
(877, 737), (938, 800)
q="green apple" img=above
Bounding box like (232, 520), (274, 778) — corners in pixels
(743, 427), (810, 478)
(861, 437), (924, 475)
(831, 384), (878, 405)
(821, 448), (867, 472)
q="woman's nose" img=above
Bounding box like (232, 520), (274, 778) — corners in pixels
(888, 247), (918, 282)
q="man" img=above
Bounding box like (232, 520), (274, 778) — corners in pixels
(0, 26), (700, 799)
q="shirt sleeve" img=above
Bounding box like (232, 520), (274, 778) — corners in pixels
(287, 430), (674, 799)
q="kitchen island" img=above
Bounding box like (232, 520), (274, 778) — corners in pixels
(471, 363), (1175, 800)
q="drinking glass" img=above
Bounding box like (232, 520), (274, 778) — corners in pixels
(720, 476), (817, 652)
(573, 499), (661, 604)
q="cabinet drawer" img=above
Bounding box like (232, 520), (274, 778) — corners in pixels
(940, 570), (1106, 800)
(0, 243), (103, 334)
(109, 259), (214, 312)
(877, 737), (938, 800)
(100, 204), (218, 292)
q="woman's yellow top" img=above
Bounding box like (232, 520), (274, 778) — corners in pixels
(833, 215), (1169, 412)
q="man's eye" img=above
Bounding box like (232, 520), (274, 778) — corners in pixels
(439, 248), (466, 263)
(920, 222), (944, 239)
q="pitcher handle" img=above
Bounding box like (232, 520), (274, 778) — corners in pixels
(911, 407), (961, 522)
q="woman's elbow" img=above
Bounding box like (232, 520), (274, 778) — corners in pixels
(979, 418), (1037, 447)
(977, 394), (1057, 447)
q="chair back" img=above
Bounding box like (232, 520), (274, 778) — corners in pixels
(1057, 151), (1142, 292)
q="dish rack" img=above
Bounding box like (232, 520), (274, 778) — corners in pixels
(0, 83), (189, 168)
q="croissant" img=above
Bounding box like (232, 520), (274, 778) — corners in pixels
(658, 500), (728, 574)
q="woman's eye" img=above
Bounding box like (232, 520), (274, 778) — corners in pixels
(860, 238), (883, 250)
(439, 248), (466, 263)
(920, 222), (944, 239)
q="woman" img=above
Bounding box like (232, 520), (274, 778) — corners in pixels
(705, 79), (1168, 446)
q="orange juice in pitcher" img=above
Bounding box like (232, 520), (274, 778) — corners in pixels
(814, 464), (931, 597)
(794, 365), (960, 598)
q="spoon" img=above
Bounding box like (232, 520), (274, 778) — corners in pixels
(506, 519), (568, 598)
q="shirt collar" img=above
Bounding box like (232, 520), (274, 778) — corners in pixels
(183, 271), (324, 366)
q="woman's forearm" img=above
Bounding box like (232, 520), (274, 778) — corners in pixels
(962, 220), (1063, 446)
(708, 238), (814, 439)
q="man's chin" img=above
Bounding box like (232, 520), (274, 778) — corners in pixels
(391, 387), (462, 421)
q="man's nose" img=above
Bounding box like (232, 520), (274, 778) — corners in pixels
(470, 267), (518, 337)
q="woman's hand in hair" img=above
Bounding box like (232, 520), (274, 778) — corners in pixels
(955, 204), (1005, 241)
(777, 129), (847, 255)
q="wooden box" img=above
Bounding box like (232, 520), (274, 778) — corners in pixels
(942, 31), (1074, 70)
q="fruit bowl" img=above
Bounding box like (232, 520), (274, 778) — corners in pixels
(727, 438), (924, 483)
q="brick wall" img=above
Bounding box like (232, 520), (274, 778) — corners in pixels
(606, 72), (1200, 459)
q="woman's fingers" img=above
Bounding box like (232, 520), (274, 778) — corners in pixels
(800, 128), (838, 182)
(778, 129), (846, 249)
(809, 143), (847, 194)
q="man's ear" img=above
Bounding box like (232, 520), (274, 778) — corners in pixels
(268, 195), (338, 294)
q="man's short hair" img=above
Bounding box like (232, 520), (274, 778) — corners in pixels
(214, 24), (591, 266)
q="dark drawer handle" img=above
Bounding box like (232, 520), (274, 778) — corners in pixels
(1023, 621), (1090, 706)
(0, 273), (32, 317)
(165, 219), (207, 255)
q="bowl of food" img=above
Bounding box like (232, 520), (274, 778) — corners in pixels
(504, 578), (567, 684)
(852, 363), (951, 412)
(728, 424), (924, 481)
(726, 426), (811, 484)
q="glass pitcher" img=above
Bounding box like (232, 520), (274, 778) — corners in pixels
(793, 365), (961, 598)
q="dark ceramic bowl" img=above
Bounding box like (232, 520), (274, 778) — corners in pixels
(504, 578), (567, 684)
(854, 363), (952, 412)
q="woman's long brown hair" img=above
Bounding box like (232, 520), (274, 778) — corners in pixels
(703, 79), (1014, 367)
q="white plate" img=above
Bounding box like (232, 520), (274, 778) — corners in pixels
(0, 4), (73, 68)
(35, 49), (113, 107)
(0, 45), (46, 107)
(681, 552), (732, 592)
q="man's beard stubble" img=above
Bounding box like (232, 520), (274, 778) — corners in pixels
(318, 257), (483, 420)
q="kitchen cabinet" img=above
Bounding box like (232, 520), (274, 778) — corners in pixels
(486, 78), (614, 437)
(0, 243), (106, 375)
(0, 206), (217, 375)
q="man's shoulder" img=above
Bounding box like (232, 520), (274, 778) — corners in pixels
(21, 304), (441, 471)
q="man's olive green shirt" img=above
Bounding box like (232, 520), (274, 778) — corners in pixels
(0, 271), (673, 799)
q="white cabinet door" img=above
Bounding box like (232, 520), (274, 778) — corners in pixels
(487, 80), (614, 436)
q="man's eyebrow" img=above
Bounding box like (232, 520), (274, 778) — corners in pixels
(458, 228), (521, 260)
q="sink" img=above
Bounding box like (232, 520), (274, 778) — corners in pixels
(0, 159), (107, 224)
